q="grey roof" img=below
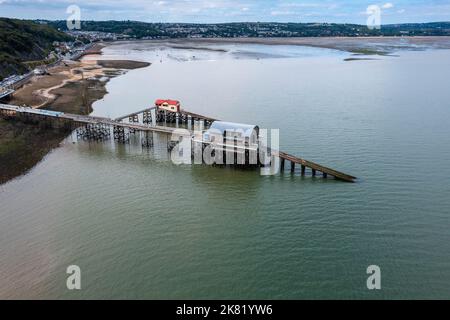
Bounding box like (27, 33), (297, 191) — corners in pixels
(208, 121), (259, 138)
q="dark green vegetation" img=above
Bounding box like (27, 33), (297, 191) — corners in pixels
(47, 20), (450, 39)
(0, 18), (72, 80)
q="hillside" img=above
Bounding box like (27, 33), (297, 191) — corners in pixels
(47, 20), (450, 39)
(0, 18), (72, 80)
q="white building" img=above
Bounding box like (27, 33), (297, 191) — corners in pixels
(204, 121), (259, 147)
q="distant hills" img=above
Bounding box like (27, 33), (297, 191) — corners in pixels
(47, 20), (450, 38)
(0, 18), (72, 81)
(1, 18), (450, 81)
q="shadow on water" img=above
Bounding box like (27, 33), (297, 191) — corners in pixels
(72, 135), (324, 203)
(0, 119), (69, 185)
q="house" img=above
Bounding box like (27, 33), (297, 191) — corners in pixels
(155, 99), (181, 113)
(33, 68), (46, 76)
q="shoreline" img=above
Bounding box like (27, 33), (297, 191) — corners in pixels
(0, 44), (150, 185)
(2, 35), (449, 185)
(113, 36), (450, 55)
(9, 53), (150, 113)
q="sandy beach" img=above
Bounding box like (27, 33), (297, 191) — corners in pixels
(1, 44), (150, 184)
(10, 52), (150, 113)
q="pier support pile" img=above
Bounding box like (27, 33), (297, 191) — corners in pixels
(76, 124), (111, 141)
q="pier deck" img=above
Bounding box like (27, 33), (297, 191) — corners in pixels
(0, 104), (186, 135)
(0, 103), (356, 182)
(277, 151), (356, 183)
(115, 107), (157, 121)
(0, 88), (15, 100)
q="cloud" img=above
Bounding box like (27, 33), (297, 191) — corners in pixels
(270, 10), (295, 16)
(278, 2), (339, 11)
(0, 0), (449, 24)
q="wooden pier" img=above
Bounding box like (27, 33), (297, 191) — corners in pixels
(277, 151), (356, 183)
(0, 104), (187, 135)
(0, 103), (356, 182)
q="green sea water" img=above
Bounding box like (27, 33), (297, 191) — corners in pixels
(1, 42), (449, 299)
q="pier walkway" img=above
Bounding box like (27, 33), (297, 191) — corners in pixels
(278, 151), (356, 182)
(0, 103), (356, 182)
(0, 88), (15, 100)
(0, 104), (184, 135)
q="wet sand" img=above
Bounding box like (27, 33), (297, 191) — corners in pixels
(148, 36), (450, 55)
(97, 60), (151, 69)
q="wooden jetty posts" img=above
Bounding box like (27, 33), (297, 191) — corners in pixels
(0, 103), (356, 182)
(115, 106), (217, 128)
(277, 152), (356, 182)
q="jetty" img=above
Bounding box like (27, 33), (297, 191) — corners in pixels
(0, 103), (356, 182)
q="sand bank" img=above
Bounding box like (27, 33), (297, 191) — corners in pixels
(10, 57), (150, 113)
(142, 36), (450, 55)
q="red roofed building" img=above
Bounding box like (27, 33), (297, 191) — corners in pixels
(155, 99), (181, 113)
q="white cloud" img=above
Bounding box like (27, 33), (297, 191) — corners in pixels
(1, 0), (449, 24)
(270, 10), (295, 16)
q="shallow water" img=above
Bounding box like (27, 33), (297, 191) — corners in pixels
(1, 42), (450, 299)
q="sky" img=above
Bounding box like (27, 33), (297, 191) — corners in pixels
(0, 0), (449, 24)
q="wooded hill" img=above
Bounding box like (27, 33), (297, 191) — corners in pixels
(48, 20), (450, 39)
(0, 18), (72, 80)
